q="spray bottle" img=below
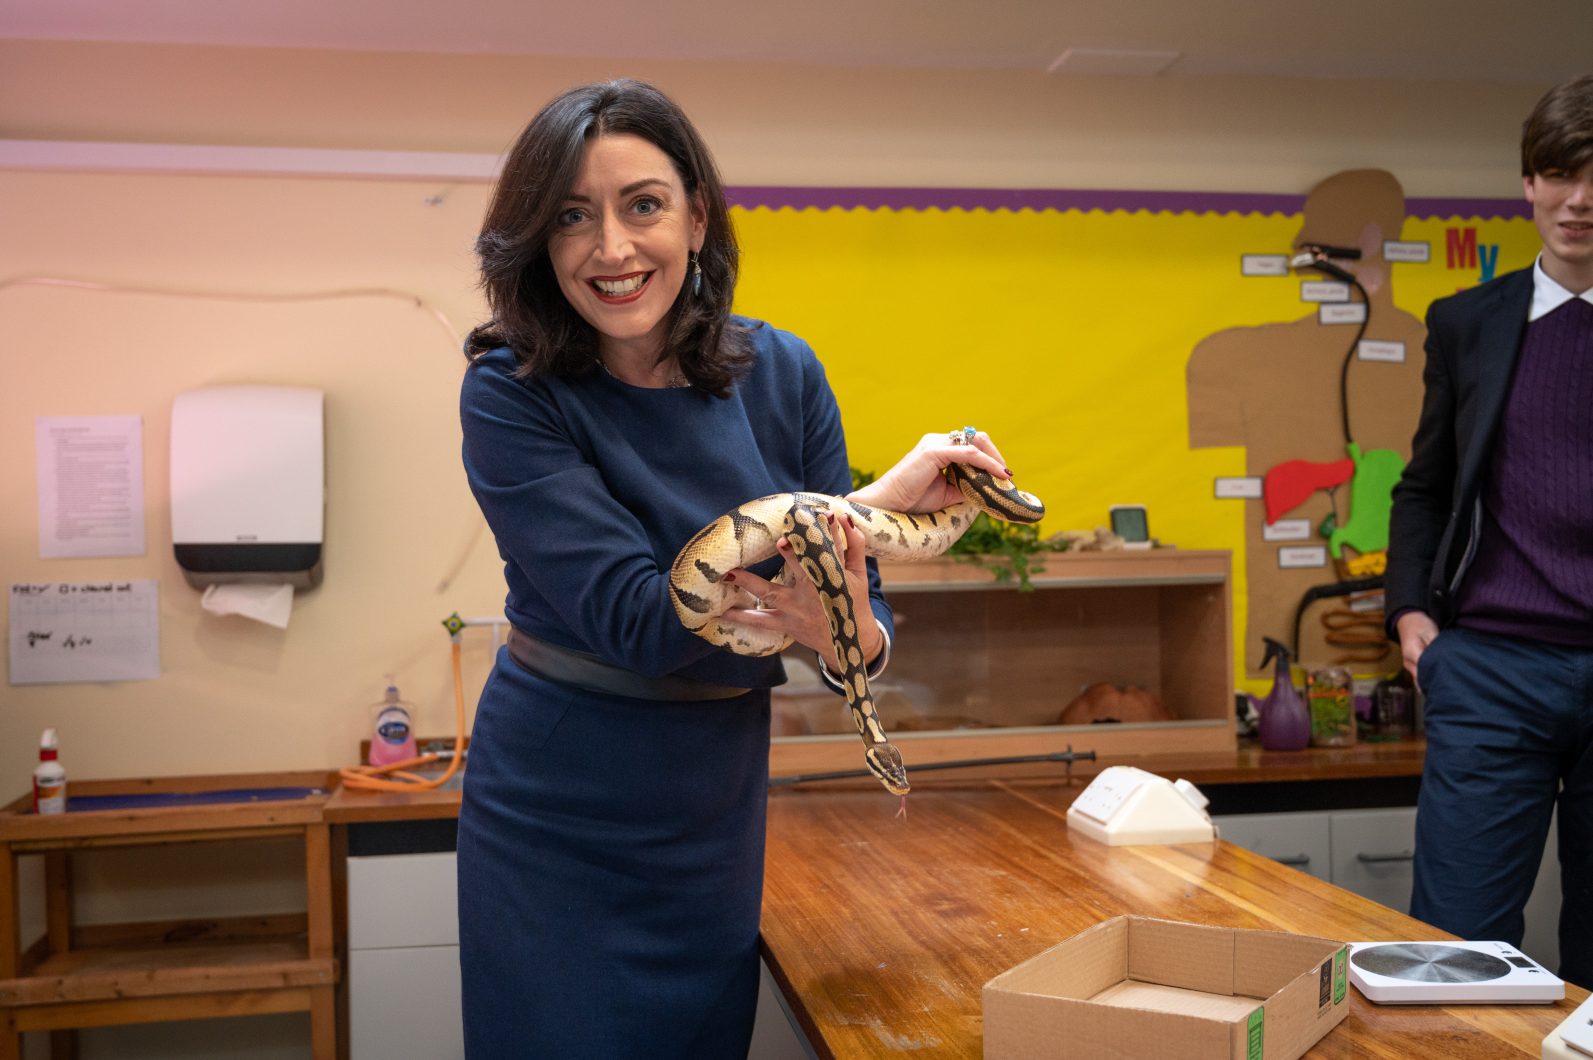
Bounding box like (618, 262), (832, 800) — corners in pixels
(32, 728), (67, 815)
(1256, 638), (1311, 751)
(367, 676), (418, 768)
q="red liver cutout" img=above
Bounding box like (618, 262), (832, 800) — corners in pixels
(1264, 457), (1354, 524)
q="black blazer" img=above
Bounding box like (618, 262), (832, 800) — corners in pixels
(1385, 267), (1534, 632)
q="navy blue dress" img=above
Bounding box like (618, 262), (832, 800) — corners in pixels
(456, 319), (892, 1059)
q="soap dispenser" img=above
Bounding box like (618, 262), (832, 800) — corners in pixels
(367, 676), (418, 767)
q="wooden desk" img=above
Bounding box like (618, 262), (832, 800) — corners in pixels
(760, 779), (1579, 1059)
(0, 773), (342, 1060)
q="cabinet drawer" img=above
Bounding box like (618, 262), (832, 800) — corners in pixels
(1214, 812), (1331, 880)
(1330, 808), (1416, 914)
(349, 851), (459, 949)
(350, 945), (464, 1060)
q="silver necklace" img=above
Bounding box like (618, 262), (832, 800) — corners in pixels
(598, 358), (690, 389)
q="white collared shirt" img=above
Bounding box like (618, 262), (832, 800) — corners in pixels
(1530, 255), (1593, 321)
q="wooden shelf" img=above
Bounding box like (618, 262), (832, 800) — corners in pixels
(0, 773), (343, 1060)
(772, 549), (1235, 783)
(6, 939), (333, 1007)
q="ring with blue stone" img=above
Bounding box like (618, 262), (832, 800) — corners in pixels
(949, 425), (977, 446)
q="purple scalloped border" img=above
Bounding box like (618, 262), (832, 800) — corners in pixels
(724, 186), (1530, 221)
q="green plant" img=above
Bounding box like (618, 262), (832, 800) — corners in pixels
(850, 466), (1065, 591)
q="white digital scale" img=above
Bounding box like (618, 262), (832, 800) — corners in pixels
(1066, 766), (1215, 846)
(1348, 941), (1564, 1004)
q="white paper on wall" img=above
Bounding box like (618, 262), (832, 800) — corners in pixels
(35, 415), (146, 558)
(8, 581), (161, 684)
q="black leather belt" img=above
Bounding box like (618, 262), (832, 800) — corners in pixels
(506, 627), (752, 702)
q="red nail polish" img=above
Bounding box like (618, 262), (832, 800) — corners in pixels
(1003, 468), (1013, 477)
(722, 573), (736, 583)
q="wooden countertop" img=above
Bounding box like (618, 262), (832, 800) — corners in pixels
(759, 778), (1576, 1059)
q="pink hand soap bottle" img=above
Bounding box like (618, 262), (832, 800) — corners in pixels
(367, 677), (418, 767)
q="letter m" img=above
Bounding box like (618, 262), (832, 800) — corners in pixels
(1446, 227), (1478, 270)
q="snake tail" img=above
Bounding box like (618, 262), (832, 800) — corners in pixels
(786, 504), (910, 796)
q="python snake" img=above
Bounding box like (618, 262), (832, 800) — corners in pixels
(669, 463), (1045, 796)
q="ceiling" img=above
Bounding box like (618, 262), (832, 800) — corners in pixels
(2, 0), (1589, 84)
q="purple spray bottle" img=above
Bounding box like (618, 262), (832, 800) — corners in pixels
(1256, 637), (1311, 751)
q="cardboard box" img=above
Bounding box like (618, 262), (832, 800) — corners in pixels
(984, 916), (1348, 1060)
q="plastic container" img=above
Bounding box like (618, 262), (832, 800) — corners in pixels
(32, 728), (66, 815)
(367, 677), (418, 767)
(1368, 671), (1416, 741)
(1307, 667), (1356, 747)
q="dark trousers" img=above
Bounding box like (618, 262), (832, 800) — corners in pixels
(1411, 626), (1593, 987)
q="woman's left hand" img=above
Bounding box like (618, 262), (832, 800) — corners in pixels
(849, 429), (1013, 514)
(718, 513), (882, 672)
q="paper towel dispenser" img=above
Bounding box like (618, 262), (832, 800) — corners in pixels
(170, 386), (325, 589)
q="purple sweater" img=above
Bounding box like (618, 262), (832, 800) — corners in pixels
(1456, 297), (1593, 645)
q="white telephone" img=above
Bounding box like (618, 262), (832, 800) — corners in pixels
(1066, 766), (1215, 846)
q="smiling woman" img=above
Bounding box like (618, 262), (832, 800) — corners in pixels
(454, 79), (1028, 1060)
(453, 79), (904, 1060)
(465, 79), (751, 396)
(546, 135), (706, 384)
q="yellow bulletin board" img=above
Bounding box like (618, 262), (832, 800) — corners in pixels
(726, 180), (1540, 692)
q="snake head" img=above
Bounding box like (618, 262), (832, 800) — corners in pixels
(866, 743), (911, 796)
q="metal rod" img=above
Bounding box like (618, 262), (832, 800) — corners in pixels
(769, 748), (1097, 787)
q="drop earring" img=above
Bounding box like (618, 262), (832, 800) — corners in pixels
(690, 251), (703, 297)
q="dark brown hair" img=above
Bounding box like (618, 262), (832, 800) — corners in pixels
(1521, 74), (1593, 177)
(465, 79), (750, 395)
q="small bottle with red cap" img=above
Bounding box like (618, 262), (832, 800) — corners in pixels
(32, 728), (66, 815)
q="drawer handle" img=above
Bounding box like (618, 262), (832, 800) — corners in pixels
(1356, 851), (1415, 864)
(1274, 854), (1311, 867)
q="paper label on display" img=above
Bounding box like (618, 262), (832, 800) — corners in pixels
(1382, 240), (1431, 263)
(1300, 281), (1350, 303)
(1319, 303), (1368, 325)
(1278, 546), (1328, 569)
(1263, 518), (1312, 541)
(1214, 477), (1263, 499)
(1357, 340), (1406, 362)
(1348, 590), (1386, 613)
(1241, 254), (1290, 276)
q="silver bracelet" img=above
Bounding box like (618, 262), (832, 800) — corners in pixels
(817, 619), (891, 694)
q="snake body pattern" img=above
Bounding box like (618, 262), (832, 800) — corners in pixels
(669, 463), (1045, 796)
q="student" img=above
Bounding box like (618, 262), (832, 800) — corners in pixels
(1387, 74), (1593, 984)
(455, 79), (1012, 1057)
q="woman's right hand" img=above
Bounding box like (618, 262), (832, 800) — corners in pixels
(848, 430), (1015, 514)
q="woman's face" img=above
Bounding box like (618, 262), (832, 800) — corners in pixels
(549, 132), (706, 361)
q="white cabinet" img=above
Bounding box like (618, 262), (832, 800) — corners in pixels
(1330, 808), (1416, 913)
(349, 946), (464, 1060)
(345, 848), (811, 1058)
(347, 851), (463, 1060)
(1215, 806), (1563, 971)
(1214, 812), (1331, 881)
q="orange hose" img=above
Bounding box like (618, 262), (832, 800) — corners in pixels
(339, 639), (468, 793)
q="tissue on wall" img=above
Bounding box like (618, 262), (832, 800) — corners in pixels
(170, 386), (325, 590)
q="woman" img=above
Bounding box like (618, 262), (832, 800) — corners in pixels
(457, 78), (1013, 1059)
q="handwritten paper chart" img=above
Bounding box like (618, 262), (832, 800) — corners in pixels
(8, 581), (160, 684)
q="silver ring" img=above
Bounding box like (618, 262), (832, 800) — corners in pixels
(949, 426), (976, 446)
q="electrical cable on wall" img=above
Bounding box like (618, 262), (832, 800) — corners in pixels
(1288, 245), (1371, 447)
(0, 274), (489, 593)
(1287, 246), (1392, 668)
